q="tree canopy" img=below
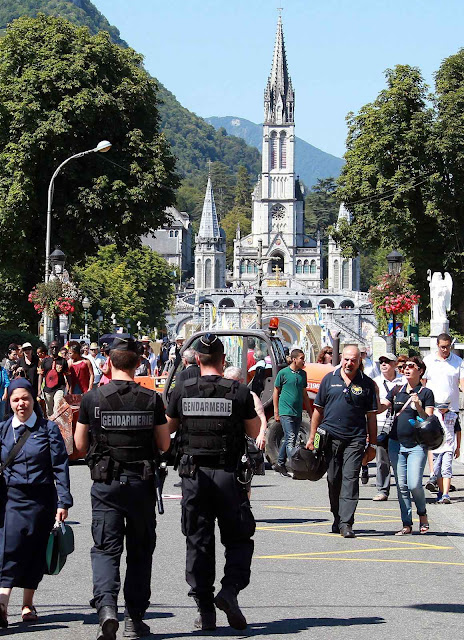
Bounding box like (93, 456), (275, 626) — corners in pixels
(72, 245), (175, 336)
(334, 64), (464, 325)
(0, 13), (179, 329)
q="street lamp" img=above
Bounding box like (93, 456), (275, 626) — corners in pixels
(82, 296), (91, 340)
(386, 249), (404, 355)
(96, 309), (103, 344)
(49, 247), (66, 278)
(49, 247), (67, 344)
(43, 140), (112, 343)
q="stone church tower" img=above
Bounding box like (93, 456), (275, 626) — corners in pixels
(233, 16), (322, 287)
(194, 174), (226, 290)
(328, 203), (360, 291)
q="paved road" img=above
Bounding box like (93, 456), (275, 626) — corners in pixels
(6, 459), (464, 639)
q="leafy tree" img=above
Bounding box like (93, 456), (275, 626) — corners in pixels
(434, 49), (464, 326)
(234, 165), (252, 208)
(304, 177), (338, 241)
(221, 208), (252, 267)
(0, 14), (179, 329)
(335, 65), (439, 307)
(72, 245), (175, 336)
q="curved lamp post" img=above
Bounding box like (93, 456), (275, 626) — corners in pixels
(43, 140), (111, 343)
(82, 296), (91, 340)
(386, 249), (404, 355)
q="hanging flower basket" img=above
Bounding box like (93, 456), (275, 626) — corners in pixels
(28, 279), (80, 317)
(369, 273), (420, 332)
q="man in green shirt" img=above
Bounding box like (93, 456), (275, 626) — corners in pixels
(273, 349), (311, 476)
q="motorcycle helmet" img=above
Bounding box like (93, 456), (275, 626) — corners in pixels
(412, 414), (445, 450)
(287, 444), (327, 481)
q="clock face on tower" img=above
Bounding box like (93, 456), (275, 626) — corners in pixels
(271, 204), (286, 232)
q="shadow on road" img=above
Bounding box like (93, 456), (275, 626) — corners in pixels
(409, 603), (464, 614)
(144, 615), (386, 638)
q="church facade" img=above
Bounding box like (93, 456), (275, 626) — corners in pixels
(169, 16), (372, 353)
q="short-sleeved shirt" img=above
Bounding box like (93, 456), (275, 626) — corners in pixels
(374, 374), (404, 429)
(423, 351), (464, 411)
(166, 375), (256, 422)
(274, 366), (308, 417)
(386, 383), (435, 448)
(314, 368), (377, 440)
(78, 380), (166, 433)
(42, 356), (68, 392)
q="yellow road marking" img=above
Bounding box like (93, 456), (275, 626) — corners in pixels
(266, 504), (400, 514)
(257, 519), (399, 530)
(256, 556), (464, 566)
(257, 546), (453, 558)
(257, 527), (450, 549)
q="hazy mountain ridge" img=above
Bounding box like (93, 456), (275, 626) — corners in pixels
(205, 116), (344, 189)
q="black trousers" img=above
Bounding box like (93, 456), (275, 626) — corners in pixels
(325, 436), (365, 527)
(181, 467), (255, 607)
(90, 477), (156, 616)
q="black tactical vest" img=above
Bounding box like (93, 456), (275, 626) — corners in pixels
(180, 377), (245, 465)
(92, 381), (156, 464)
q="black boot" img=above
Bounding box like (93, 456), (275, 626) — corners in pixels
(96, 606), (119, 640)
(194, 606), (216, 631)
(123, 612), (151, 638)
(215, 587), (247, 630)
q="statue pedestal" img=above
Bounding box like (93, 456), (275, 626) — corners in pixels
(430, 320), (449, 337)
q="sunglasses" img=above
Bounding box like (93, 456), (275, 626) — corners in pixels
(379, 359), (393, 364)
(404, 363), (417, 369)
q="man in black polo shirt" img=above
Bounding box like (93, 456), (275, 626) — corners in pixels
(307, 345), (377, 538)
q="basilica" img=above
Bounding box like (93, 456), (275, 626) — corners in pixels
(165, 16), (375, 353)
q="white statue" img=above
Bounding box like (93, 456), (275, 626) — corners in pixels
(428, 271), (452, 331)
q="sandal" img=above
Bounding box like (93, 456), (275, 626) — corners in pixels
(419, 522), (430, 535)
(395, 525), (413, 536)
(0, 603), (8, 629)
(22, 605), (38, 622)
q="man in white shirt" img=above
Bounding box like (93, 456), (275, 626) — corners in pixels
(423, 333), (464, 489)
(372, 353), (404, 501)
(360, 346), (379, 379)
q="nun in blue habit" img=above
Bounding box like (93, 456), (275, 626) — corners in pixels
(0, 378), (72, 628)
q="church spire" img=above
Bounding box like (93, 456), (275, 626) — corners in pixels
(198, 175), (220, 239)
(264, 14), (294, 124)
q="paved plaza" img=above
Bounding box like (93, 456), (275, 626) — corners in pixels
(5, 460), (464, 639)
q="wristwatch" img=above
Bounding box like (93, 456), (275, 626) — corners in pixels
(369, 444), (377, 449)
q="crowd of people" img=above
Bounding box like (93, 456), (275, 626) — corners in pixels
(0, 331), (462, 636)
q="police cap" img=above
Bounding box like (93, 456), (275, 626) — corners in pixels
(195, 333), (224, 355)
(111, 336), (140, 354)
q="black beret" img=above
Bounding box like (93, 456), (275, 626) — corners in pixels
(195, 333), (224, 355)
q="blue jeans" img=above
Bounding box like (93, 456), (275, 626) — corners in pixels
(278, 415), (302, 465)
(389, 439), (427, 526)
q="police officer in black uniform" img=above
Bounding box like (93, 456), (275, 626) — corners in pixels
(75, 337), (170, 640)
(166, 333), (260, 631)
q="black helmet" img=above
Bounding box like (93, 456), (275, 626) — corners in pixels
(413, 414), (445, 450)
(287, 445), (327, 481)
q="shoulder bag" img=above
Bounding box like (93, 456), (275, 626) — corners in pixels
(0, 425), (33, 475)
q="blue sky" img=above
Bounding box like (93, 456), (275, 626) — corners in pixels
(93, 0), (464, 158)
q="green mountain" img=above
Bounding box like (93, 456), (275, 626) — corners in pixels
(0, 0), (261, 185)
(205, 116), (345, 189)
(0, 0), (126, 44)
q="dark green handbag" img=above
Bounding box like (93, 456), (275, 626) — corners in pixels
(45, 521), (74, 575)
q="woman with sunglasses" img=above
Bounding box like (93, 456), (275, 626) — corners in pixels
(379, 356), (435, 535)
(396, 355), (408, 382)
(316, 346), (333, 365)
